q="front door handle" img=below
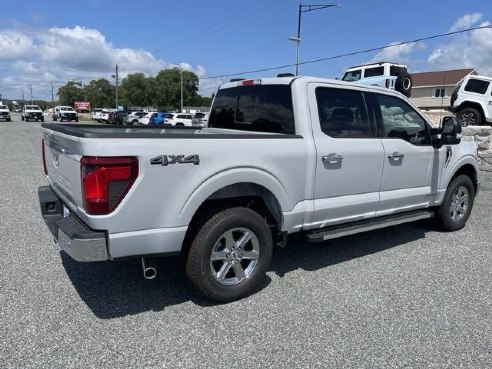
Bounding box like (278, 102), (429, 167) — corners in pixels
(322, 153), (343, 163)
(388, 152), (405, 160)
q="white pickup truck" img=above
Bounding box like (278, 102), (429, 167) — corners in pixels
(38, 76), (480, 302)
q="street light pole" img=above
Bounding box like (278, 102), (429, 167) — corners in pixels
(289, 3), (340, 76)
(180, 67), (183, 113)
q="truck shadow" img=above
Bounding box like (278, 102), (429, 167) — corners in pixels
(61, 221), (432, 319)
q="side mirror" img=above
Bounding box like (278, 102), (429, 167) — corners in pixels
(432, 116), (462, 148)
(441, 116), (462, 145)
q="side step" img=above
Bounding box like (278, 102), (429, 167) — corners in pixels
(307, 210), (434, 243)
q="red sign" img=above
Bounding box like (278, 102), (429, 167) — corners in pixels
(75, 101), (91, 111)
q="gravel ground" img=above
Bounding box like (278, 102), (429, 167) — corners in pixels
(1, 119), (491, 368)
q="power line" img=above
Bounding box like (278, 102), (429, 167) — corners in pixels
(200, 24), (492, 80)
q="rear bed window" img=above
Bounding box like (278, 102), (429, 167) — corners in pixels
(208, 85), (295, 134)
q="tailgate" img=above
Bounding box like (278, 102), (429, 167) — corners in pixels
(43, 129), (84, 212)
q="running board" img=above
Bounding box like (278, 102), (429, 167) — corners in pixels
(307, 210), (434, 243)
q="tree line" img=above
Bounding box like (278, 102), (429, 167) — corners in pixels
(58, 69), (213, 110)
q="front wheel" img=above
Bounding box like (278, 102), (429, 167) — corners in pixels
(186, 207), (273, 302)
(434, 174), (475, 231)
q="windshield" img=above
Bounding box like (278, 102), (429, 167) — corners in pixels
(26, 105), (41, 110)
(0, 105), (8, 109)
(61, 107), (75, 111)
(195, 112), (206, 118)
(342, 70), (361, 82)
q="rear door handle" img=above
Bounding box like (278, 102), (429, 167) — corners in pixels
(322, 154), (343, 163)
(388, 152), (405, 160)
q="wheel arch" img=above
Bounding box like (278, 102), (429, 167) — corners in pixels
(180, 180), (286, 259)
(457, 101), (486, 121)
(449, 163), (478, 195)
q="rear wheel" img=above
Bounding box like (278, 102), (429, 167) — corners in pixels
(435, 175), (475, 231)
(457, 107), (482, 127)
(186, 207), (273, 302)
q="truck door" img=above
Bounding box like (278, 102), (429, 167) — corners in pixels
(308, 84), (385, 228)
(371, 92), (437, 215)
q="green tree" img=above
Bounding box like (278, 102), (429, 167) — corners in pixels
(153, 69), (200, 110)
(82, 78), (115, 108)
(57, 81), (85, 107)
(119, 73), (153, 107)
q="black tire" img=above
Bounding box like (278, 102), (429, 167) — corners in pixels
(434, 174), (475, 232)
(21, 116), (24, 121)
(40, 117), (44, 122)
(457, 107), (482, 127)
(395, 71), (412, 97)
(186, 207), (273, 302)
(176, 123), (184, 127)
(53, 117), (57, 121)
(7, 118), (11, 122)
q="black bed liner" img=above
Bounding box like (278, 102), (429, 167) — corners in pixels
(41, 124), (302, 139)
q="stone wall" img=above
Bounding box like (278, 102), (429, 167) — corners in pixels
(462, 126), (492, 171)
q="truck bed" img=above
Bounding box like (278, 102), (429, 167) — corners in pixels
(41, 123), (301, 139)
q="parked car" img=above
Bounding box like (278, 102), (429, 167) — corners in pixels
(107, 111), (128, 125)
(91, 108), (104, 121)
(125, 111), (148, 125)
(450, 74), (492, 126)
(53, 106), (79, 122)
(342, 62), (413, 97)
(98, 109), (116, 123)
(192, 112), (208, 127)
(163, 112), (194, 126)
(0, 104), (11, 121)
(21, 105), (44, 122)
(138, 112), (157, 125)
(38, 76), (479, 302)
(150, 112), (176, 125)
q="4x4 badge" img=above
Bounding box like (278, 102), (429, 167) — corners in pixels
(150, 155), (200, 166)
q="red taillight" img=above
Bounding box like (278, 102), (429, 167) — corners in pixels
(41, 139), (47, 175)
(81, 156), (138, 215)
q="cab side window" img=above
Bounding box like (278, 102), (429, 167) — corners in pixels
(375, 94), (430, 145)
(315, 87), (373, 138)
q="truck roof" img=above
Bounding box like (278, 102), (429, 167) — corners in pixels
(218, 76), (407, 97)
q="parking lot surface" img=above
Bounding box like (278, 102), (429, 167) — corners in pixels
(1, 118), (491, 368)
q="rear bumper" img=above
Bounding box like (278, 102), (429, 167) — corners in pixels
(38, 186), (108, 262)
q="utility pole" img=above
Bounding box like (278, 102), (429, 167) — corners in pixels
(180, 67), (183, 113)
(115, 64), (119, 110)
(22, 89), (25, 105)
(51, 81), (56, 115)
(28, 83), (34, 104)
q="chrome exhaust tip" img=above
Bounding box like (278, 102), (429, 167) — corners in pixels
(141, 257), (157, 280)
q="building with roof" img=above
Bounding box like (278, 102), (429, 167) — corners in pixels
(410, 68), (477, 110)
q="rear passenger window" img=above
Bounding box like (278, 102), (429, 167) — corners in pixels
(375, 94), (429, 145)
(464, 79), (490, 94)
(364, 66), (384, 78)
(315, 87), (372, 138)
(208, 85), (295, 134)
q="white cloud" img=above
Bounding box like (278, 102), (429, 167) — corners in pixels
(449, 13), (482, 32)
(0, 25), (212, 99)
(0, 30), (37, 60)
(428, 20), (492, 75)
(370, 42), (426, 65)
